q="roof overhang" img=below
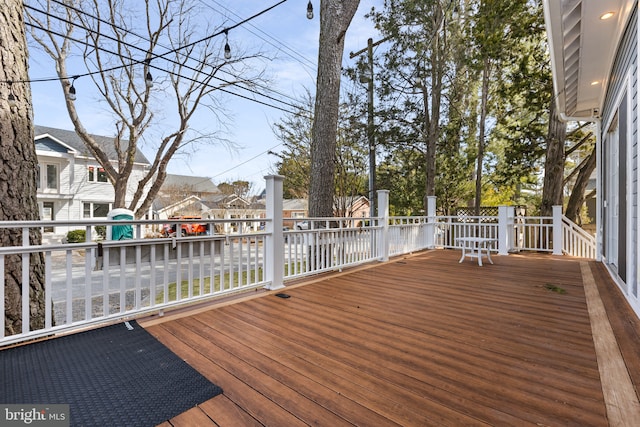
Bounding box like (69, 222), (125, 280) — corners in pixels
(35, 133), (77, 153)
(543, 0), (635, 121)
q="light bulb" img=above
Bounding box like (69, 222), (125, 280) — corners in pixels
(307, 1), (314, 19)
(224, 42), (231, 60)
(68, 84), (77, 101)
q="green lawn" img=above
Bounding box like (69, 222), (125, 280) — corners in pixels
(155, 262), (306, 303)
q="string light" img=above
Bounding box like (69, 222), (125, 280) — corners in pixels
(67, 77), (77, 101)
(145, 71), (154, 88)
(145, 58), (154, 88)
(224, 30), (232, 59)
(307, 1), (313, 19)
(11, 0), (312, 115)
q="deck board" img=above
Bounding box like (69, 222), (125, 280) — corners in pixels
(143, 250), (639, 426)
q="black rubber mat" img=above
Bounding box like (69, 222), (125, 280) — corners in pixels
(0, 320), (222, 426)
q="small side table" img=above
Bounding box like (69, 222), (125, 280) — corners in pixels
(456, 237), (497, 266)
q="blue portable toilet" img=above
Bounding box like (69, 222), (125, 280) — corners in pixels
(107, 208), (134, 240)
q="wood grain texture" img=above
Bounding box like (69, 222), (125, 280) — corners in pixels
(144, 250), (639, 426)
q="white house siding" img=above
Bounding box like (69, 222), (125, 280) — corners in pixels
(600, 5), (640, 317)
(36, 151), (74, 230)
(35, 131), (153, 237)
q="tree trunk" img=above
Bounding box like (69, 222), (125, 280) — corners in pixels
(423, 6), (445, 211)
(309, 0), (360, 218)
(1, 1), (47, 336)
(541, 99), (567, 216)
(565, 148), (596, 223)
(475, 58), (491, 215)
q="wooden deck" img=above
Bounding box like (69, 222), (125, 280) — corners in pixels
(143, 250), (640, 426)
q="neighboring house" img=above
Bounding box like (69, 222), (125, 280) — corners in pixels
(154, 195), (208, 219)
(283, 199), (308, 228)
(202, 194), (266, 233)
(154, 176), (265, 233)
(335, 195), (370, 221)
(161, 173), (220, 199)
(282, 197), (370, 228)
(153, 174), (221, 219)
(544, 0), (640, 318)
(34, 125), (152, 236)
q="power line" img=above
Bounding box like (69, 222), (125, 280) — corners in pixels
(20, 1), (311, 116)
(210, 142), (284, 180)
(203, 0), (318, 72)
(44, 0), (307, 107)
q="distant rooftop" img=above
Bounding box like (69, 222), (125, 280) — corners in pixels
(162, 174), (220, 194)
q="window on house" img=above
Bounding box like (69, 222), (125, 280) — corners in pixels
(46, 164), (58, 189)
(97, 167), (107, 182)
(83, 202), (110, 218)
(37, 163), (58, 190)
(88, 166), (108, 182)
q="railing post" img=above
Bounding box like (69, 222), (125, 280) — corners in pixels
(264, 175), (285, 290)
(552, 205), (563, 256)
(497, 206), (515, 255)
(425, 196), (436, 249)
(498, 206), (508, 255)
(378, 190), (390, 261)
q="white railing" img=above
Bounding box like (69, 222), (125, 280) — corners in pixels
(284, 218), (380, 279)
(433, 215), (499, 249)
(388, 217), (430, 256)
(1, 189), (596, 346)
(513, 216), (554, 252)
(562, 216), (596, 258)
(0, 217), (268, 345)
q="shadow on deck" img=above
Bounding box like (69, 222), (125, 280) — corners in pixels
(142, 250), (640, 426)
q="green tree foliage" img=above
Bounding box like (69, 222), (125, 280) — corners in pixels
(272, 93), (368, 211)
(218, 181), (252, 199)
(467, 0), (545, 213)
(362, 0), (551, 215)
(270, 93), (313, 199)
(370, 0), (452, 209)
(486, 1), (551, 206)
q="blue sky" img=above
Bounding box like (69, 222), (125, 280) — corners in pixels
(29, 0), (384, 194)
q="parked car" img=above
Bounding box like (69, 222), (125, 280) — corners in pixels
(295, 221), (309, 230)
(162, 216), (208, 237)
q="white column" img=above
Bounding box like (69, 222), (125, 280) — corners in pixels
(425, 196), (436, 249)
(498, 206), (517, 256)
(264, 175), (285, 290)
(378, 190), (390, 261)
(552, 205), (563, 256)
(595, 119), (603, 262)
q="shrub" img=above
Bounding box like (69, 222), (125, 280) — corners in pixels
(66, 229), (86, 243)
(95, 225), (107, 239)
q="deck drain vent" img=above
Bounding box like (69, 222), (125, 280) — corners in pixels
(275, 293), (291, 299)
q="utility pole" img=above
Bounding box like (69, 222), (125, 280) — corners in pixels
(350, 36), (388, 218)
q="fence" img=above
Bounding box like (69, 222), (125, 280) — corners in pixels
(0, 178), (594, 345)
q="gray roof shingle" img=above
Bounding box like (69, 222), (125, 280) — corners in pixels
(34, 125), (150, 164)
